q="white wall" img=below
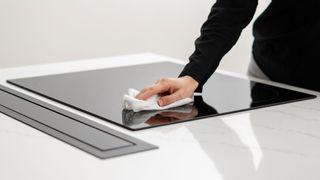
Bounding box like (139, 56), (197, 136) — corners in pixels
(0, 0), (270, 74)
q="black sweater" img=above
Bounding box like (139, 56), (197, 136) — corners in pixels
(179, 0), (320, 92)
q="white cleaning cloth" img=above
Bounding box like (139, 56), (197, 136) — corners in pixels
(123, 88), (194, 112)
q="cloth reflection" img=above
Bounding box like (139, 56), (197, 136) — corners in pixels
(122, 82), (292, 128)
(122, 96), (217, 127)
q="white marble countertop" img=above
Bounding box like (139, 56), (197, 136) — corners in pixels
(0, 53), (320, 180)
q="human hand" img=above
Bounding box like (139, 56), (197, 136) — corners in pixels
(135, 76), (199, 106)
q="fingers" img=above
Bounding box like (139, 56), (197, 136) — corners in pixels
(135, 82), (169, 100)
(135, 86), (156, 100)
(158, 91), (183, 106)
(136, 76), (197, 106)
(159, 111), (186, 119)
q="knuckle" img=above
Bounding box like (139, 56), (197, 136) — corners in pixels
(159, 77), (169, 83)
(139, 88), (147, 93)
(144, 85), (155, 92)
(147, 86), (154, 91)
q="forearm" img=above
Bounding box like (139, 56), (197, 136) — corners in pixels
(179, 0), (258, 92)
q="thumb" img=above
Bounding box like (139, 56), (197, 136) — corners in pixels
(158, 92), (183, 106)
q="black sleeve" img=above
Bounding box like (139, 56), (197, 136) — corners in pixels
(179, 0), (258, 92)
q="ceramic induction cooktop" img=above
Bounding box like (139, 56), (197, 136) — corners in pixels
(7, 62), (316, 130)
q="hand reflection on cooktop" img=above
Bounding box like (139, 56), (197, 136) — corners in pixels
(122, 96), (218, 128)
(7, 62), (315, 130)
(122, 82), (293, 128)
(145, 106), (199, 126)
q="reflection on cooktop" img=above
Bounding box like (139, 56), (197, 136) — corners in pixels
(122, 96), (216, 129)
(7, 62), (316, 130)
(122, 82), (315, 129)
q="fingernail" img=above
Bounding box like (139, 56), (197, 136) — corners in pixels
(158, 100), (163, 106)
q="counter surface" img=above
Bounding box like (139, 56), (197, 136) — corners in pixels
(1, 54), (319, 180)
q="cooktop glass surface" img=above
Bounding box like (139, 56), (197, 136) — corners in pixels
(8, 62), (316, 130)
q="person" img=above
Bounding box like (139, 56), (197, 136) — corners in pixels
(136, 0), (320, 106)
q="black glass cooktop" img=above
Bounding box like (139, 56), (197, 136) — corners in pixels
(7, 62), (316, 130)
